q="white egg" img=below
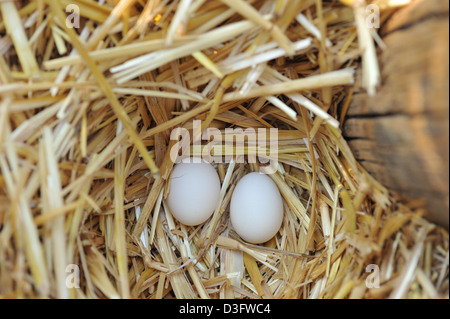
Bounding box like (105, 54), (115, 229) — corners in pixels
(167, 157), (221, 226)
(230, 172), (284, 244)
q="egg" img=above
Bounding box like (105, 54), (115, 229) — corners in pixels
(167, 157), (221, 226)
(230, 172), (284, 244)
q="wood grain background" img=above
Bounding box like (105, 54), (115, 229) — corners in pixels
(344, 0), (449, 227)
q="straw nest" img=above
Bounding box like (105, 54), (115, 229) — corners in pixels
(0, 0), (448, 299)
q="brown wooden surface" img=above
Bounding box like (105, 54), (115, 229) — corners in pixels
(344, 0), (449, 227)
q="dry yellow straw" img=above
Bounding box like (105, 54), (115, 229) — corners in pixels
(46, 0), (159, 178)
(0, 0), (447, 301)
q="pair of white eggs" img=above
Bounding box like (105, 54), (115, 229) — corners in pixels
(167, 158), (283, 244)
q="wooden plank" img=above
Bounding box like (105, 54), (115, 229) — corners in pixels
(381, 0), (449, 35)
(344, 0), (449, 227)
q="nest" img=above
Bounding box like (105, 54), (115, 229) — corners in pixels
(0, 0), (448, 299)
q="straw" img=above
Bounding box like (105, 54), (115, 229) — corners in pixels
(0, 1), (39, 77)
(0, 0), (447, 300)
